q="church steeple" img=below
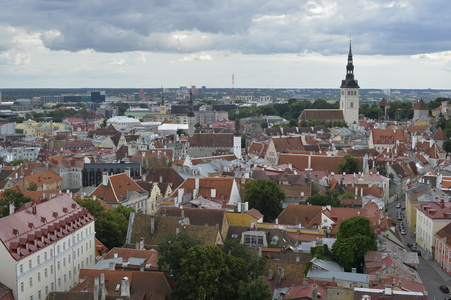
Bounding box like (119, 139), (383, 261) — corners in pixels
(339, 38), (360, 127)
(341, 39), (359, 88)
(187, 90), (195, 137)
(234, 109), (241, 137)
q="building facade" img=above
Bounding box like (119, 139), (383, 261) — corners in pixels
(0, 194), (96, 300)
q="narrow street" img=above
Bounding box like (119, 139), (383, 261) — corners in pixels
(386, 198), (451, 299)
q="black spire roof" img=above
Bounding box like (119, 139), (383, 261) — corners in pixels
(340, 40), (359, 88)
(234, 109), (241, 136)
(187, 90), (195, 117)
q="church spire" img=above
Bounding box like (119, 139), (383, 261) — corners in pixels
(187, 90), (195, 137)
(187, 90), (195, 117)
(341, 38), (359, 88)
(234, 109), (241, 136)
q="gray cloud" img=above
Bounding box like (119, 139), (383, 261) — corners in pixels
(0, 0), (450, 56)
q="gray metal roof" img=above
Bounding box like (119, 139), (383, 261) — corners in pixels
(307, 269), (370, 283)
(311, 257), (343, 272)
(128, 257), (146, 265)
(92, 257), (122, 270)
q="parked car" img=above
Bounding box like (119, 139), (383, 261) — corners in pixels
(400, 230), (406, 235)
(407, 243), (413, 248)
(440, 285), (449, 293)
(396, 203), (401, 208)
(417, 250), (421, 256)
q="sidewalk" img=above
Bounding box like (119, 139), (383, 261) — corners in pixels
(422, 255), (451, 283)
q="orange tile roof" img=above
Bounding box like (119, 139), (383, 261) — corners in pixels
(25, 170), (62, 186)
(277, 204), (323, 226)
(433, 127), (447, 140)
(271, 136), (304, 153)
(413, 98), (428, 110)
(90, 173), (147, 204)
(371, 128), (407, 145)
(104, 247), (158, 266)
(171, 177), (237, 202)
(278, 154), (363, 173)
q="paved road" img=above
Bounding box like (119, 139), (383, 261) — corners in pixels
(387, 199), (451, 299)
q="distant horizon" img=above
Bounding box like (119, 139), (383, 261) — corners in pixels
(1, 87), (451, 91)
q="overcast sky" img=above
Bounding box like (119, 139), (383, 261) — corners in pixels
(0, 0), (450, 89)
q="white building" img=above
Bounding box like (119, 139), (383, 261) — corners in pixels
(0, 194), (96, 300)
(106, 116), (140, 127)
(415, 202), (451, 259)
(11, 147), (40, 162)
(339, 40), (360, 127)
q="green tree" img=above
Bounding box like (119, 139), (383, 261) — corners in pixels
(0, 189), (33, 217)
(331, 216), (377, 271)
(97, 208), (131, 249)
(443, 139), (451, 153)
(27, 182), (38, 191)
(174, 244), (248, 300)
(222, 239), (265, 280)
(363, 106), (384, 120)
(306, 190), (342, 207)
(244, 179), (285, 222)
(337, 154), (360, 174)
(5, 159), (31, 166)
(76, 198), (134, 249)
(376, 165), (388, 177)
(341, 191), (357, 199)
(237, 276), (272, 300)
(157, 232), (203, 278)
(437, 116), (447, 130)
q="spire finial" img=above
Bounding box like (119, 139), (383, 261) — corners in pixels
(348, 35), (352, 56)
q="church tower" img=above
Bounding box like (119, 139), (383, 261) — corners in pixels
(187, 90), (195, 137)
(233, 110), (242, 159)
(340, 39), (360, 127)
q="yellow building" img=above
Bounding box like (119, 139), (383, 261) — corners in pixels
(17, 120), (68, 137)
(147, 182), (172, 215)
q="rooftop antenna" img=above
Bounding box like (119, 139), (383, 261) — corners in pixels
(231, 74), (237, 101)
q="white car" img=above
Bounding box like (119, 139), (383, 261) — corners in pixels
(396, 203), (401, 208)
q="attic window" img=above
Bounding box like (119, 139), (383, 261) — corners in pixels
(231, 234), (238, 239)
(118, 184), (121, 188)
(115, 283), (120, 292)
(126, 182), (130, 186)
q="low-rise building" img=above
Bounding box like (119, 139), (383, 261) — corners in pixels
(415, 202), (451, 259)
(0, 193), (96, 300)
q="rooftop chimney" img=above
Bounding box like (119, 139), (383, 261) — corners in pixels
(102, 171), (109, 186)
(151, 215), (155, 234)
(93, 277), (99, 300)
(120, 277), (130, 297)
(311, 284), (318, 300)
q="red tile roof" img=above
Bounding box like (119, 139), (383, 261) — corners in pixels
(25, 170), (62, 187)
(171, 177), (237, 203)
(104, 247), (158, 266)
(433, 127), (447, 140)
(371, 128), (407, 145)
(0, 194), (94, 261)
(414, 98), (428, 110)
(278, 154), (363, 173)
(90, 173), (147, 204)
(298, 109), (344, 121)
